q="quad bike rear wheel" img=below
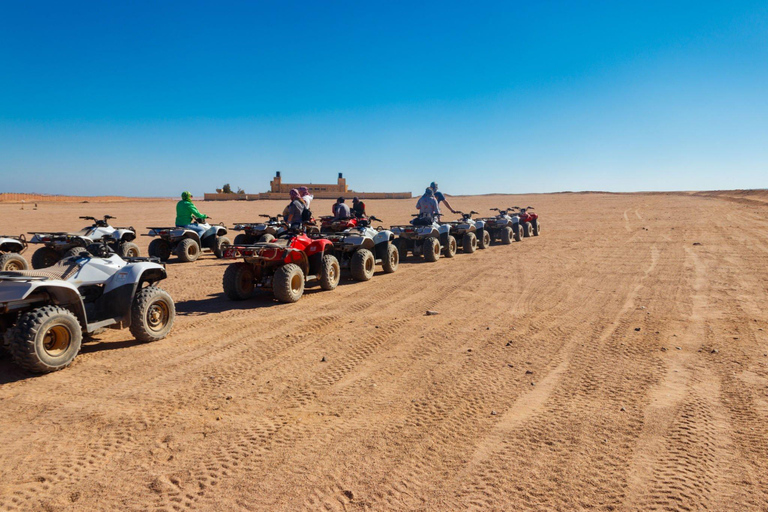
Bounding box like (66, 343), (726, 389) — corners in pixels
(223, 262), (255, 300)
(382, 243), (399, 273)
(513, 224), (522, 242)
(64, 247), (90, 259)
(478, 230), (491, 250)
(462, 232), (477, 253)
(0, 253), (28, 271)
(259, 234), (276, 243)
(532, 218), (540, 236)
(233, 234), (251, 245)
(119, 242), (140, 258)
(274, 263), (305, 303)
(423, 238), (440, 262)
(394, 238), (409, 261)
(176, 238), (200, 262)
(501, 226), (513, 245)
(148, 239), (172, 262)
(214, 236), (231, 258)
(7, 305), (82, 373)
(31, 247), (60, 269)
(130, 286), (175, 342)
(351, 248), (375, 281)
(320, 254), (341, 291)
(444, 235), (457, 258)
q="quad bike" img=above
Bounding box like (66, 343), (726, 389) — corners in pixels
(28, 215), (140, 268)
(232, 215), (287, 245)
(320, 216), (399, 281)
(516, 207), (540, 237)
(222, 229), (340, 303)
(444, 211), (490, 253)
(0, 234), (30, 271)
(319, 216), (358, 233)
(0, 243), (175, 373)
(390, 215), (456, 262)
(145, 218), (231, 263)
(481, 208), (523, 244)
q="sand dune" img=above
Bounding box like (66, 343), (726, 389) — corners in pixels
(1, 192), (767, 511)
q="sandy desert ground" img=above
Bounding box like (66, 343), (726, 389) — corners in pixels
(1, 191), (767, 511)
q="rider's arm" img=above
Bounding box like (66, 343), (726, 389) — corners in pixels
(189, 202), (207, 220)
(441, 197), (456, 214)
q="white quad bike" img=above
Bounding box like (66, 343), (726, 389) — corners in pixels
(232, 214), (286, 245)
(481, 208), (523, 244)
(0, 234), (30, 271)
(321, 216), (399, 281)
(145, 218), (231, 263)
(0, 247), (175, 373)
(390, 215), (457, 262)
(28, 215), (140, 269)
(445, 211), (491, 253)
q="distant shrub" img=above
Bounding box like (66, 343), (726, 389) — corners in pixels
(222, 183), (233, 194)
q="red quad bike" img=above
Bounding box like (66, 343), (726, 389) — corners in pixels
(319, 216), (358, 233)
(221, 230), (340, 303)
(517, 207), (540, 237)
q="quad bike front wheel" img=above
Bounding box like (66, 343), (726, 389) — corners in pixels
(423, 238), (441, 262)
(462, 232), (477, 253)
(501, 226), (513, 245)
(351, 248), (375, 281)
(148, 239), (172, 262)
(214, 236), (231, 258)
(233, 234), (251, 245)
(444, 235), (457, 258)
(523, 222), (533, 238)
(478, 230), (491, 250)
(0, 253), (29, 271)
(393, 238), (409, 261)
(31, 247), (60, 269)
(223, 262), (255, 300)
(274, 263), (305, 303)
(513, 224), (522, 242)
(7, 305), (82, 373)
(382, 243), (399, 273)
(130, 287), (175, 342)
(320, 254), (341, 291)
(532, 219), (540, 236)
(176, 238), (200, 262)
(119, 242), (141, 258)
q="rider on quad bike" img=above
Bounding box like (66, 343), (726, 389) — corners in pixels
(176, 191), (209, 237)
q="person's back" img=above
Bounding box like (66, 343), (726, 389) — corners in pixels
(416, 189), (440, 220)
(176, 191), (206, 227)
(335, 202), (351, 219)
(352, 198), (366, 218)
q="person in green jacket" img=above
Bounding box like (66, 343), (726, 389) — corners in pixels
(176, 191), (209, 237)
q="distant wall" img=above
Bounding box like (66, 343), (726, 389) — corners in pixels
(0, 193), (170, 203)
(205, 191), (412, 201)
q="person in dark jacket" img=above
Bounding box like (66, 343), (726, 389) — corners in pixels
(285, 189), (306, 229)
(351, 197), (366, 218)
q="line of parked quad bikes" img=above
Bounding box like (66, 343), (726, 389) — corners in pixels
(0, 207), (540, 374)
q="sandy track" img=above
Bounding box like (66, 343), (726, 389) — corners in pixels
(1, 193), (767, 511)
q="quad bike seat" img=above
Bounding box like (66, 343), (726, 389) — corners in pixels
(0, 259), (82, 281)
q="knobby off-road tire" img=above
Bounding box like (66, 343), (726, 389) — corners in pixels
(63, 247), (89, 260)
(273, 263), (304, 303)
(7, 306), (82, 373)
(214, 236), (231, 258)
(233, 234), (251, 245)
(444, 235), (457, 258)
(222, 262), (255, 300)
(382, 243), (399, 273)
(532, 218), (540, 236)
(501, 226), (513, 245)
(31, 247), (60, 269)
(523, 222), (533, 238)
(129, 286), (175, 342)
(320, 254), (341, 291)
(0, 253), (28, 271)
(259, 234), (276, 243)
(513, 224), (522, 242)
(176, 238), (200, 263)
(118, 242), (141, 258)
(478, 230), (491, 250)
(350, 248), (375, 281)
(462, 232), (477, 253)
(148, 239), (172, 262)
(423, 238), (440, 262)
(394, 238), (409, 261)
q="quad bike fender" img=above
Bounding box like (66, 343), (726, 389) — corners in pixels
(112, 229), (136, 242)
(0, 239), (25, 253)
(176, 230), (202, 246)
(374, 239), (390, 261)
(474, 219), (485, 230)
(344, 235), (375, 251)
(0, 280), (87, 326)
(372, 230), (392, 245)
(102, 262), (167, 295)
(415, 226), (438, 237)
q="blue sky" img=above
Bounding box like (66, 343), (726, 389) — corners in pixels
(1, 0), (766, 197)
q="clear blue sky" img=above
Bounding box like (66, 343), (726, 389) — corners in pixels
(1, 1), (766, 197)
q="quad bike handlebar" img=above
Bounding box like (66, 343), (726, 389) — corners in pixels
(368, 215), (383, 222)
